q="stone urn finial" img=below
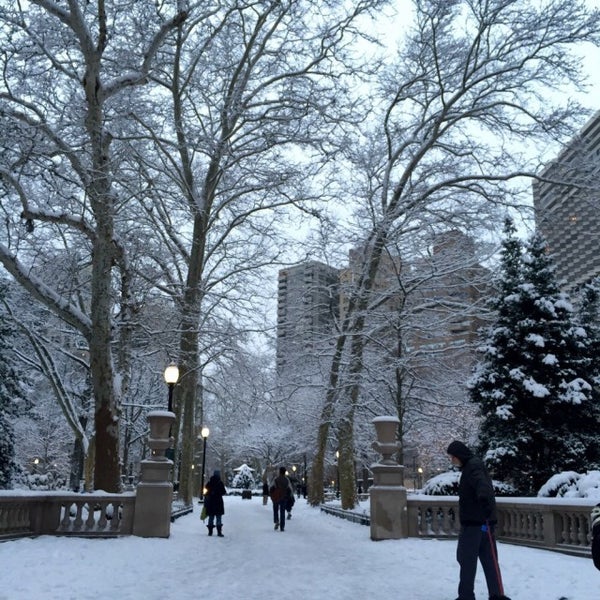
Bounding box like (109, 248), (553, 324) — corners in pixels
(147, 410), (175, 461)
(372, 416), (400, 465)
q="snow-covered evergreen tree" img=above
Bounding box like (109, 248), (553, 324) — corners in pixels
(232, 464), (255, 490)
(469, 222), (600, 494)
(577, 277), (600, 383)
(0, 284), (24, 488)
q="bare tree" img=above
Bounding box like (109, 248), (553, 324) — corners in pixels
(0, 1), (187, 491)
(125, 0), (389, 504)
(309, 0), (600, 508)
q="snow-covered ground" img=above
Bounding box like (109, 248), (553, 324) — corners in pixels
(0, 495), (596, 599)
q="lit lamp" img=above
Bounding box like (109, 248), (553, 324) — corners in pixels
(417, 466), (424, 489)
(200, 426), (210, 500)
(163, 364), (179, 465)
(163, 363), (179, 412)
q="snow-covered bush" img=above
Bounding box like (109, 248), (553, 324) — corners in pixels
(538, 470), (600, 499)
(421, 470), (517, 496)
(15, 471), (67, 491)
(421, 471), (460, 495)
(231, 464), (255, 490)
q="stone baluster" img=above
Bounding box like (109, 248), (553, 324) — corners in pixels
(83, 501), (94, 530)
(577, 513), (587, 546)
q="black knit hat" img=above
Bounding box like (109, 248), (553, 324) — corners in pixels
(447, 440), (472, 463)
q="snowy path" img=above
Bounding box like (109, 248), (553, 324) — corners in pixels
(0, 495), (596, 599)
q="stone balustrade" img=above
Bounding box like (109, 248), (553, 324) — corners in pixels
(1, 490), (596, 558)
(407, 495), (595, 557)
(0, 492), (136, 540)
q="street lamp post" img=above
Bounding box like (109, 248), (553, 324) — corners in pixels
(417, 466), (424, 490)
(335, 450), (340, 499)
(200, 426), (210, 500)
(303, 453), (307, 498)
(163, 364), (179, 464)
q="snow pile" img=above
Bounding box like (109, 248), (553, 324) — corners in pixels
(538, 470), (600, 499)
(421, 471), (516, 496)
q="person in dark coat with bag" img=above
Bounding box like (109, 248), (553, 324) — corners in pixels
(447, 441), (511, 600)
(270, 466), (292, 532)
(204, 469), (227, 537)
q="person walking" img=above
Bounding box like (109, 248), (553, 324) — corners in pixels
(447, 440), (511, 600)
(270, 466), (292, 532)
(204, 469), (227, 537)
(592, 504), (600, 570)
(286, 488), (295, 520)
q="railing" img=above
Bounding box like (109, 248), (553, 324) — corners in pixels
(407, 496), (594, 557)
(1, 490), (595, 557)
(322, 495), (594, 557)
(0, 492), (136, 540)
(320, 504), (370, 525)
(170, 496), (194, 522)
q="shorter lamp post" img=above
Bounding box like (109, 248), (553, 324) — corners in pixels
(335, 450), (340, 499)
(417, 466), (423, 490)
(303, 453), (307, 498)
(200, 426), (210, 500)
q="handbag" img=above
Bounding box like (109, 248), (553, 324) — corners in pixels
(200, 504), (207, 520)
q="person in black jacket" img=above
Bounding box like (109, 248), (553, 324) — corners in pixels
(592, 504), (600, 571)
(204, 469), (227, 537)
(447, 441), (511, 600)
(270, 466), (292, 532)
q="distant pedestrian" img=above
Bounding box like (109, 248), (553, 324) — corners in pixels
(270, 466), (293, 532)
(592, 504), (600, 571)
(286, 487), (295, 519)
(262, 480), (269, 506)
(447, 440), (511, 600)
(204, 469), (227, 537)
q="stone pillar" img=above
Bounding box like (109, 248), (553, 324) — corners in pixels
(133, 410), (175, 538)
(370, 416), (408, 540)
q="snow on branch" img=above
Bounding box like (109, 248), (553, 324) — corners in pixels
(0, 244), (92, 337)
(102, 9), (188, 99)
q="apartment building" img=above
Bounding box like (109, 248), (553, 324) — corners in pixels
(533, 110), (600, 290)
(275, 260), (340, 374)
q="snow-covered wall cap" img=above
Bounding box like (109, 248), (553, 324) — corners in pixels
(372, 416), (400, 423)
(148, 410), (175, 418)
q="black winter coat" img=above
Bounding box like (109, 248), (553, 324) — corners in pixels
(593, 522), (600, 571)
(204, 475), (226, 517)
(450, 441), (497, 526)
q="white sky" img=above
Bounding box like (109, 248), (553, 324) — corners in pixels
(0, 495), (597, 599)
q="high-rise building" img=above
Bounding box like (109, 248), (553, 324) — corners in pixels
(409, 230), (490, 352)
(276, 261), (340, 373)
(533, 110), (600, 290)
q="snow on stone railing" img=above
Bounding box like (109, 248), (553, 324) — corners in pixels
(0, 491), (136, 540)
(406, 495), (595, 557)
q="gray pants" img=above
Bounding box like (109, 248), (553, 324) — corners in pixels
(456, 524), (502, 600)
